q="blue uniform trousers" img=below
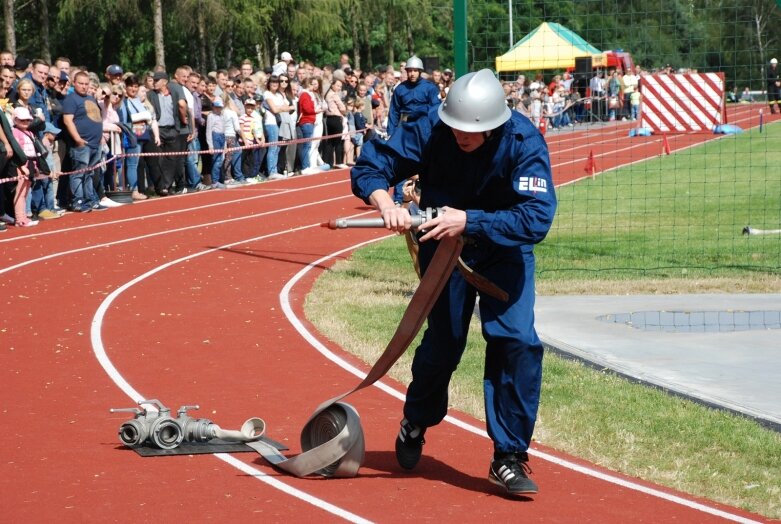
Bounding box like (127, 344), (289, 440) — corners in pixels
(403, 244), (543, 454)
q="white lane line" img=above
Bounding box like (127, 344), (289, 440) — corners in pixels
(278, 240), (762, 524)
(0, 178), (347, 244)
(0, 194), (351, 275)
(90, 221), (373, 524)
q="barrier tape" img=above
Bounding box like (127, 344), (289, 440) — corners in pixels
(0, 127), (368, 184)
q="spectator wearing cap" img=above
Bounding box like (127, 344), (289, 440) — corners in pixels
(205, 97), (226, 188)
(273, 51), (294, 76)
(105, 64), (124, 86)
(61, 70), (103, 211)
(29, 121), (63, 220)
(442, 68), (454, 89)
(47, 70), (69, 125)
(238, 97), (264, 179)
(0, 104), (19, 230)
(10, 106), (41, 226)
(13, 56), (30, 83)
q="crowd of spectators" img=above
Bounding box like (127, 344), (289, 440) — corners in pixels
(1, 46), (658, 233)
(504, 65), (647, 131)
(0, 49), (464, 232)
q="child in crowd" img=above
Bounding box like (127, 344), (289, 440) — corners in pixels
(221, 96), (246, 186)
(344, 98), (356, 166)
(206, 98), (226, 189)
(9, 107), (44, 227)
(352, 98), (368, 160)
(630, 90), (642, 121)
(238, 97), (265, 181)
(30, 122), (64, 220)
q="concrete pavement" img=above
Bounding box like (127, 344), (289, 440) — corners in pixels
(535, 293), (781, 431)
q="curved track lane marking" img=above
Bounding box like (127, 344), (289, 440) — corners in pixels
(0, 195), (351, 275)
(89, 220), (373, 524)
(279, 238), (762, 524)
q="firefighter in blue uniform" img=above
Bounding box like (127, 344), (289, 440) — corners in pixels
(387, 55), (442, 206)
(350, 69), (557, 496)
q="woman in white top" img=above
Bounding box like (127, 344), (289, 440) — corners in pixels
(221, 93), (245, 183)
(277, 74), (298, 175)
(263, 75), (294, 179)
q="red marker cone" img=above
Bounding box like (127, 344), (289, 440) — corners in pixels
(663, 134), (671, 155)
(584, 150), (597, 177)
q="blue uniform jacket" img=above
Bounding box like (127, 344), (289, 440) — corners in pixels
(351, 108), (556, 262)
(387, 79), (441, 135)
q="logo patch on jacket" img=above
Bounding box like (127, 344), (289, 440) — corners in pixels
(518, 176), (548, 193)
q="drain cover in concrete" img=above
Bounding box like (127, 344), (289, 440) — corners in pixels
(597, 310), (781, 332)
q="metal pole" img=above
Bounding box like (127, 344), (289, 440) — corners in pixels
(454, 0), (468, 77)
(509, 0), (514, 48)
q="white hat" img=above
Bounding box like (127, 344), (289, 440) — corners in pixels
(13, 106), (33, 121)
(771, 58), (778, 65)
(281, 51), (293, 62)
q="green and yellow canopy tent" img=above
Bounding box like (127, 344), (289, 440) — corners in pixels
(495, 21), (606, 72)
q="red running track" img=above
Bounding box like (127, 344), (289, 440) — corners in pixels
(0, 107), (774, 522)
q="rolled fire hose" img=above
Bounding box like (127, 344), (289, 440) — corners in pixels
(247, 235), (465, 477)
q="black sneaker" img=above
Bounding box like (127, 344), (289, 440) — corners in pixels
(488, 452), (538, 495)
(395, 418), (425, 470)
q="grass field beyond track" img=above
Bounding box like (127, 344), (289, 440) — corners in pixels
(540, 123), (781, 280)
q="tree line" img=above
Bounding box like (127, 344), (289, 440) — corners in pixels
(3, 0), (778, 88)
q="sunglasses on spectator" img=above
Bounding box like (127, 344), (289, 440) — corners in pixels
(280, 79), (289, 83)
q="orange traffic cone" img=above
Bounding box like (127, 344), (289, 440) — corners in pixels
(584, 150), (597, 177)
(662, 134), (671, 155)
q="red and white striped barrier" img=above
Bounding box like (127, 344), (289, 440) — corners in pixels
(640, 73), (725, 133)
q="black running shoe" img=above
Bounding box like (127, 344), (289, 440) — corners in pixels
(488, 452), (538, 495)
(395, 418), (425, 470)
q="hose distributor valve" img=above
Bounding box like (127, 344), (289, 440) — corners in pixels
(110, 399), (185, 449)
(110, 399), (266, 450)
